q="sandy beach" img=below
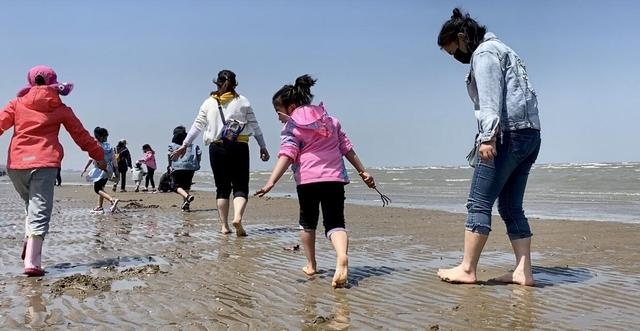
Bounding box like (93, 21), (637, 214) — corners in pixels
(1, 183), (639, 330)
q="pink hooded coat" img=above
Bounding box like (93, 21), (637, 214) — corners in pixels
(0, 86), (103, 169)
(139, 150), (157, 170)
(278, 103), (353, 185)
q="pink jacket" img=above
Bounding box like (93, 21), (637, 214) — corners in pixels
(139, 151), (157, 170)
(278, 103), (353, 185)
(0, 86), (104, 169)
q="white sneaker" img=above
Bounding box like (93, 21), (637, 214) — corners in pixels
(110, 199), (120, 213)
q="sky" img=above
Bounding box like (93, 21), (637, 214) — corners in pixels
(0, 0), (638, 171)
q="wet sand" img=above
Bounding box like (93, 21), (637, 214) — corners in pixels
(1, 184), (639, 330)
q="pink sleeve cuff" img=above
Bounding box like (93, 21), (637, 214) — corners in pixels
(339, 138), (353, 155)
(278, 146), (297, 161)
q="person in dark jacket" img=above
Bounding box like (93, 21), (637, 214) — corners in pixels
(112, 139), (132, 192)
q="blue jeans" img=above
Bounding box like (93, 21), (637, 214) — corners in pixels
(466, 129), (541, 240)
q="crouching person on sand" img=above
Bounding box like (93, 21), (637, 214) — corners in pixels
(0, 65), (106, 276)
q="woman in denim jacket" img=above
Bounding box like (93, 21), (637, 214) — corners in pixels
(436, 8), (541, 286)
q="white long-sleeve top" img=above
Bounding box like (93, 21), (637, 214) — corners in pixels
(183, 95), (266, 148)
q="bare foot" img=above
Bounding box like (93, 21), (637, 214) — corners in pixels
(232, 221), (247, 237)
(220, 228), (232, 234)
(490, 269), (535, 286)
(332, 256), (348, 288)
(437, 265), (477, 284)
(302, 264), (317, 276)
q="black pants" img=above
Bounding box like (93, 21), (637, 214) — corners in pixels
(118, 166), (128, 190)
(94, 177), (109, 194)
(145, 167), (156, 189)
(297, 182), (346, 237)
(209, 142), (249, 199)
(171, 170), (195, 191)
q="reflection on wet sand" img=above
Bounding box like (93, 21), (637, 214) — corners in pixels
(1, 186), (640, 329)
(22, 280), (47, 328)
(301, 290), (352, 329)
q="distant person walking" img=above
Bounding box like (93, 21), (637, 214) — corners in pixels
(168, 125), (202, 211)
(0, 65), (105, 276)
(171, 69), (270, 236)
(255, 74), (376, 288)
(436, 8), (541, 286)
(112, 139), (132, 192)
(81, 127), (120, 214)
(138, 144), (157, 192)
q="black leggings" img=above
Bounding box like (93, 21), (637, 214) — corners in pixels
(118, 166), (128, 190)
(297, 182), (346, 237)
(209, 142), (249, 199)
(145, 167), (156, 189)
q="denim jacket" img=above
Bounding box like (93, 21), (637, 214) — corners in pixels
(168, 143), (201, 171)
(466, 33), (541, 143)
(86, 142), (115, 183)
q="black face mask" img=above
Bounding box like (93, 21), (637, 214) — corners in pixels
(454, 48), (472, 64)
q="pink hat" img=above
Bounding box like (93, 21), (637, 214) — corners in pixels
(17, 65), (74, 97)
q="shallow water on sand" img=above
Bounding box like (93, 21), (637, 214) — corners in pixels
(46, 161), (640, 223)
(1, 186), (640, 329)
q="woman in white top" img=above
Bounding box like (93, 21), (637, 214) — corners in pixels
(172, 70), (270, 236)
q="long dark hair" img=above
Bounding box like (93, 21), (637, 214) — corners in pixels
(272, 74), (317, 108)
(437, 8), (487, 54)
(210, 69), (239, 97)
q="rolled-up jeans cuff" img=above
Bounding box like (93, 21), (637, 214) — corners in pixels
(465, 212), (491, 235)
(465, 224), (491, 235)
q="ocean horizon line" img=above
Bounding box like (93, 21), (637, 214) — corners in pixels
(2, 160), (637, 173)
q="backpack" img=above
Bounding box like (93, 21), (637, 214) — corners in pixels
(158, 171), (174, 193)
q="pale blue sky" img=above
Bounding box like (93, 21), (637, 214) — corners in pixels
(0, 0), (638, 171)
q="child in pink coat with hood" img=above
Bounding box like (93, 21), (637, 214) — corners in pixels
(255, 75), (376, 288)
(0, 65), (106, 276)
(138, 144), (157, 192)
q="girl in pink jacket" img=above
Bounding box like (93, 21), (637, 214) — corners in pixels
(0, 65), (105, 276)
(138, 144), (157, 192)
(255, 75), (376, 288)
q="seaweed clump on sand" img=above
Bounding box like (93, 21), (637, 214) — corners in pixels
(50, 274), (111, 299)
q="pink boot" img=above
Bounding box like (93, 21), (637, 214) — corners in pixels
(24, 236), (45, 277)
